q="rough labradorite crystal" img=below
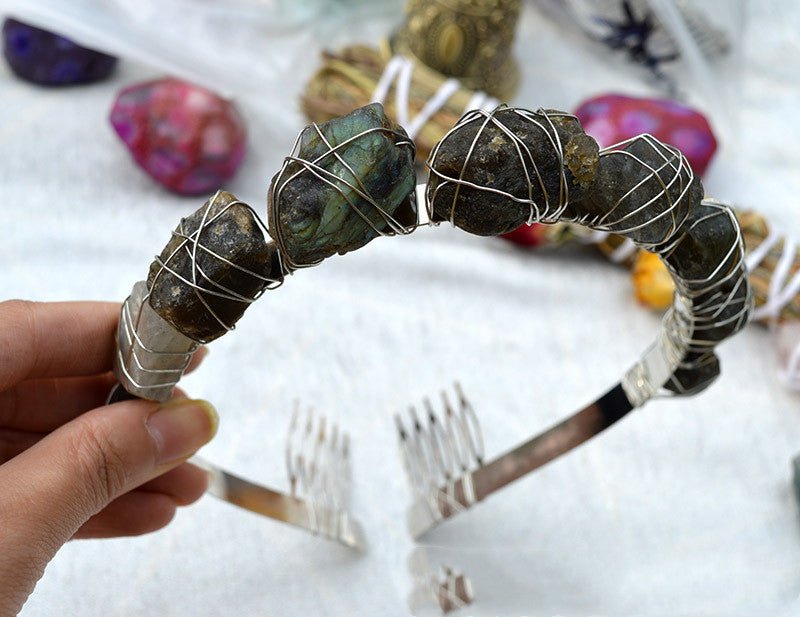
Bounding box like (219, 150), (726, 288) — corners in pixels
(2, 18), (117, 86)
(268, 103), (416, 267)
(427, 108), (597, 236)
(572, 136), (703, 246)
(148, 191), (281, 342)
(426, 107), (745, 398)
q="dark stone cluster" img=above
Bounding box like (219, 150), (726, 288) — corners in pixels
(147, 191), (282, 343)
(268, 103), (417, 268)
(659, 201), (750, 394)
(427, 107), (599, 236)
(577, 146), (749, 395)
(425, 105), (750, 397)
(2, 18), (117, 86)
(667, 351), (721, 396)
(569, 135), (702, 246)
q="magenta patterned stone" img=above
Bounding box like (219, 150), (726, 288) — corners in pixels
(110, 77), (246, 195)
(574, 93), (717, 175)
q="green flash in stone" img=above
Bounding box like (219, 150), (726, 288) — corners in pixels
(268, 103), (417, 268)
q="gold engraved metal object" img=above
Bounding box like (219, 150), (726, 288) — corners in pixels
(392, 0), (521, 100)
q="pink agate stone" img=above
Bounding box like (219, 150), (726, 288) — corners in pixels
(110, 77), (246, 195)
(574, 93), (717, 175)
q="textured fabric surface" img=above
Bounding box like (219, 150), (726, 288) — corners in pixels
(2, 1), (800, 615)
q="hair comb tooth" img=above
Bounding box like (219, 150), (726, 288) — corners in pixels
(396, 382), (486, 537)
(194, 402), (366, 550)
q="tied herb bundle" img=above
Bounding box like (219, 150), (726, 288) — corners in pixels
(302, 43), (492, 163)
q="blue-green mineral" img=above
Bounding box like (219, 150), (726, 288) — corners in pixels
(268, 103), (416, 268)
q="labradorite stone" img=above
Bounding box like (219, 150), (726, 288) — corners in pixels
(572, 136), (702, 246)
(427, 108), (595, 236)
(268, 103), (416, 267)
(148, 191), (281, 343)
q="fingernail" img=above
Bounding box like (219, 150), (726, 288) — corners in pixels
(146, 399), (219, 465)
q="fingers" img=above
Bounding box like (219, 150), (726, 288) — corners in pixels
(0, 387), (197, 463)
(0, 397), (218, 570)
(0, 373), (117, 433)
(0, 427), (42, 464)
(0, 350), (205, 433)
(73, 492), (177, 539)
(73, 463), (209, 539)
(0, 300), (119, 391)
(138, 462), (209, 505)
(0, 300), (207, 393)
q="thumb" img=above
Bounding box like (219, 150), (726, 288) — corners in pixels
(0, 397), (217, 608)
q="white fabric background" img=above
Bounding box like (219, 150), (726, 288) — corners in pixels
(1, 1), (800, 615)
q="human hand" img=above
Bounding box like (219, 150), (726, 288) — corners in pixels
(0, 301), (218, 617)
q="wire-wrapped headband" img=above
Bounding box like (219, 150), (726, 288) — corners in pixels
(111, 102), (751, 538)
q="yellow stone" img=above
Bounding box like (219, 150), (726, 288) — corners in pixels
(632, 251), (674, 309)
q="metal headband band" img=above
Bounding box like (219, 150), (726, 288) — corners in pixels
(111, 103), (751, 542)
(399, 105), (751, 536)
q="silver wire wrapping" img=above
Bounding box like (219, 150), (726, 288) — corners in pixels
(426, 106), (752, 404)
(113, 280), (198, 402)
(267, 103), (418, 272)
(426, 107), (581, 231)
(115, 190), (283, 401)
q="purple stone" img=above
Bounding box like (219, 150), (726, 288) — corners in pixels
(2, 18), (117, 86)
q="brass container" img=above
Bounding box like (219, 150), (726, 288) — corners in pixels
(392, 0), (521, 100)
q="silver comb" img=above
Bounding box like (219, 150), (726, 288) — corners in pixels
(193, 403), (366, 550)
(397, 381), (637, 538)
(396, 383), (486, 537)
